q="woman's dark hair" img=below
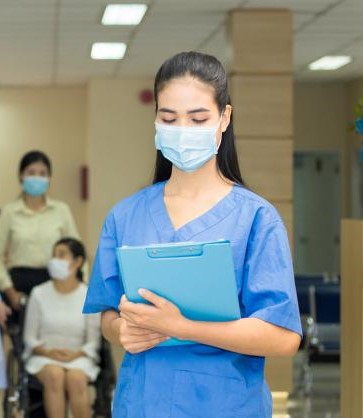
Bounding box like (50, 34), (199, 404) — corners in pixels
(152, 51), (245, 186)
(19, 150), (52, 177)
(54, 237), (86, 281)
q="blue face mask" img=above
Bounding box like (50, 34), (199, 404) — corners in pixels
(22, 176), (49, 197)
(155, 119), (222, 173)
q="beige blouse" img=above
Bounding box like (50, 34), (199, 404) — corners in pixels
(0, 198), (79, 290)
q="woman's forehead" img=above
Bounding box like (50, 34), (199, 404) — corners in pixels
(157, 77), (217, 112)
(24, 161), (48, 171)
(54, 244), (71, 254)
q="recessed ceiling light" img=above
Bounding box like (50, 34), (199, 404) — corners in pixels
(309, 55), (352, 71)
(102, 4), (148, 25)
(91, 43), (127, 60)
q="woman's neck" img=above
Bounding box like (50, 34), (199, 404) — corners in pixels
(52, 276), (80, 294)
(166, 159), (233, 199)
(23, 194), (46, 211)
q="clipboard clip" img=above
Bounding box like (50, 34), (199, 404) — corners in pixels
(146, 244), (204, 258)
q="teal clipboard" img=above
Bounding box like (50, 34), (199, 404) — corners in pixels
(116, 240), (241, 347)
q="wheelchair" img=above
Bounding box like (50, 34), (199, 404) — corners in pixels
(3, 300), (116, 418)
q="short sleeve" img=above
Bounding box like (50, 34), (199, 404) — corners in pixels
(241, 220), (302, 336)
(83, 212), (124, 314)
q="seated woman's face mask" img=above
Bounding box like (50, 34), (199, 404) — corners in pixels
(47, 258), (70, 281)
(154, 117), (222, 172)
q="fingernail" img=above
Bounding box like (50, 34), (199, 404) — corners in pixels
(138, 288), (146, 295)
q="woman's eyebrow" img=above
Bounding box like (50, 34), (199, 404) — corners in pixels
(158, 107), (211, 114)
(187, 108), (210, 114)
(158, 108), (176, 114)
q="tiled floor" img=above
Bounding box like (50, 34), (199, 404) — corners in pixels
(287, 354), (340, 417)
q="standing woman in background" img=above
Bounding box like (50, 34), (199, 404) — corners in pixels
(83, 52), (302, 417)
(0, 151), (81, 309)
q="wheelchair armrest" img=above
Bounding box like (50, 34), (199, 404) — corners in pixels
(300, 314), (317, 351)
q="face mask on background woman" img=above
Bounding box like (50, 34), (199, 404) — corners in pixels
(47, 258), (70, 281)
(22, 176), (49, 197)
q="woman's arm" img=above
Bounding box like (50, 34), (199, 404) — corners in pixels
(23, 290), (45, 357)
(176, 317), (300, 356)
(101, 310), (122, 346)
(120, 290), (301, 357)
(0, 207), (18, 297)
(81, 313), (101, 361)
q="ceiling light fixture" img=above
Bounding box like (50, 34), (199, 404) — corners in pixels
(102, 4), (148, 25)
(309, 55), (352, 71)
(91, 42), (127, 60)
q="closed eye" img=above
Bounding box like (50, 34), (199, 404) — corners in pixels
(161, 119), (176, 124)
(192, 119), (208, 124)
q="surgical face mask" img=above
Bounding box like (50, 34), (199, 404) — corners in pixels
(155, 118), (222, 173)
(47, 258), (71, 281)
(22, 176), (49, 197)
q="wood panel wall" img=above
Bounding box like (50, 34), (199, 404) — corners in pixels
(228, 8), (294, 403)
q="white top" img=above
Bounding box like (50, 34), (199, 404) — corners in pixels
(24, 281), (100, 362)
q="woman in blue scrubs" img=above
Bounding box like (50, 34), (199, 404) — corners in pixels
(83, 51), (302, 418)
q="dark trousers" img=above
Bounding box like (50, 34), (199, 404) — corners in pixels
(9, 267), (49, 295)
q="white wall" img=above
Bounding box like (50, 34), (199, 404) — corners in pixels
(0, 87), (88, 240)
(87, 79), (156, 252)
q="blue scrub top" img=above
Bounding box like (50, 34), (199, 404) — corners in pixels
(83, 182), (302, 418)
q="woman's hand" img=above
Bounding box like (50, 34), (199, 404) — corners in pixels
(118, 316), (170, 354)
(0, 301), (11, 327)
(119, 289), (186, 338)
(46, 349), (69, 361)
(4, 287), (23, 311)
(45, 349), (83, 362)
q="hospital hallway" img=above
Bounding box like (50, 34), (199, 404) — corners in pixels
(286, 352), (340, 418)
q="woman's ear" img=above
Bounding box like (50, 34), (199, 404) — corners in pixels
(221, 105), (232, 133)
(74, 256), (84, 270)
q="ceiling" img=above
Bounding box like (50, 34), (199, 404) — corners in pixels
(0, 0), (362, 86)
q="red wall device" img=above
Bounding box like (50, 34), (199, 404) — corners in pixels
(80, 165), (88, 200)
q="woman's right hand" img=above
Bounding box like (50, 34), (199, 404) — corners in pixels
(4, 287), (23, 311)
(0, 301), (11, 327)
(119, 317), (170, 354)
(46, 349), (71, 362)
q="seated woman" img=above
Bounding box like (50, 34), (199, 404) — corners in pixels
(23, 238), (100, 418)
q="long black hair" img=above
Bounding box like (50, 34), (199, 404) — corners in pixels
(54, 237), (86, 281)
(152, 51), (245, 186)
(19, 150), (52, 177)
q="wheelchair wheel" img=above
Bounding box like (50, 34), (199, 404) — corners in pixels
(3, 349), (30, 418)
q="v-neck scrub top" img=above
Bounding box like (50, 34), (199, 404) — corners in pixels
(83, 182), (302, 418)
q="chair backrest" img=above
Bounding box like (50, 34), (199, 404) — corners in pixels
(314, 283), (340, 324)
(295, 274), (325, 316)
(295, 274), (326, 287)
(296, 284), (314, 316)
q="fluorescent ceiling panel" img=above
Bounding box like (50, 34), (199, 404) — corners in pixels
(102, 4), (147, 25)
(91, 42), (127, 60)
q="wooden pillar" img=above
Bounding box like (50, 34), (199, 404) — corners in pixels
(341, 219), (363, 417)
(227, 8), (294, 410)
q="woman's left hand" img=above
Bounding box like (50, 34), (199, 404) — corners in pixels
(55, 349), (84, 362)
(119, 289), (186, 337)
